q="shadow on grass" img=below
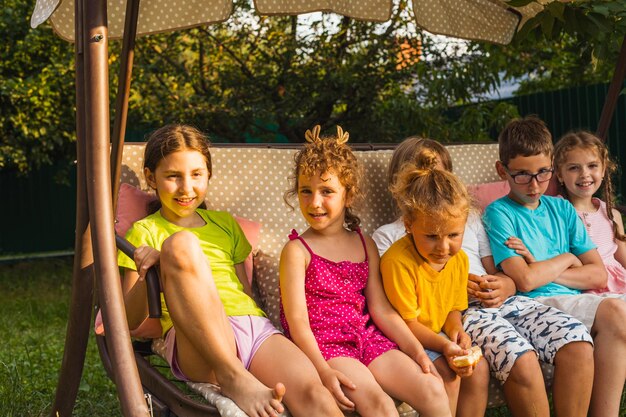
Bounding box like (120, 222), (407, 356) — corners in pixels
(0, 257), (121, 416)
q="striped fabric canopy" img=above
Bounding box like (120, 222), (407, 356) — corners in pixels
(30, 0), (563, 44)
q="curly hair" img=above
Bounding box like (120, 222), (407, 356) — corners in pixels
(390, 153), (471, 227)
(285, 126), (364, 231)
(554, 131), (624, 242)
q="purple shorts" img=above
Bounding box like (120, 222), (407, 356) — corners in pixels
(165, 315), (281, 381)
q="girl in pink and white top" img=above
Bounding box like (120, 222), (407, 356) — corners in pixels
(554, 131), (626, 294)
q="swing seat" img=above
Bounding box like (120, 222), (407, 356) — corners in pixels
(101, 141), (559, 416)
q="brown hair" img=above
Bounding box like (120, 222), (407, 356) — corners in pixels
(285, 125), (364, 231)
(390, 154), (471, 226)
(143, 124), (212, 213)
(554, 131), (625, 242)
(498, 116), (553, 165)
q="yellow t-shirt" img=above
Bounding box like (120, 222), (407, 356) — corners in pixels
(118, 209), (264, 337)
(380, 235), (469, 333)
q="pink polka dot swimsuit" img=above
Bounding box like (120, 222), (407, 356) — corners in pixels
(280, 229), (397, 366)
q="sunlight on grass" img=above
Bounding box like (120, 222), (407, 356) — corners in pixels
(0, 258), (121, 416)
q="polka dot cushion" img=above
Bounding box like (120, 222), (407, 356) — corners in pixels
(120, 142), (550, 413)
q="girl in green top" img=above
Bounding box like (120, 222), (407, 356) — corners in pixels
(121, 124), (343, 417)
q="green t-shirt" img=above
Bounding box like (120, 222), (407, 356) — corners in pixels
(119, 209), (264, 336)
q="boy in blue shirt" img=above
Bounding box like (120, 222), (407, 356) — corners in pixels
(484, 116), (626, 417)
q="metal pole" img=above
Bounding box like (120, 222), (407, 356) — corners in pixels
(49, 0), (95, 413)
(111, 0), (141, 206)
(82, 0), (148, 414)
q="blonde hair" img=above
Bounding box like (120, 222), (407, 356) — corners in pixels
(285, 125), (364, 231)
(391, 151), (471, 226)
(554, 131), (624, 242)
(387, 137), (453, 186)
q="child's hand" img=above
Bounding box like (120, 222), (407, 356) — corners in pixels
(506, 237), (535, 263)
(133, 245), (161, 281)
(466, 273), (484, 299)
(443, 342), (476, 378)
(413, 348), (438, 376)
(319, 367), (356, 412)
(473, 274), (515, 308)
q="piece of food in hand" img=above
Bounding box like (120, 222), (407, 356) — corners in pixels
(452, 346), (482, 367)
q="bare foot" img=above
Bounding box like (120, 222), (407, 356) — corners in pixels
(220, 370), (286, 417)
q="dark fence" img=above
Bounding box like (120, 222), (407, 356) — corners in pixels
(1, 81), (625, 255)
(0, 164), (76, 256)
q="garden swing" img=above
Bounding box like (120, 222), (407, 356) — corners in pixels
(28, 0), (626, 416)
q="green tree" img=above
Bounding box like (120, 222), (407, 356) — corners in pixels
(1, 0), (75, 174)
(5, 0), (626, 173)
(124, 0), (518, 143)
(486, 0), (626, 94)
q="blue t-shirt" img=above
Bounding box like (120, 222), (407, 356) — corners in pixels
(483, 195), (595, 298)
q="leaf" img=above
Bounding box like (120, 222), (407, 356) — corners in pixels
(546, 1), (566, 21)
(541, 14), (555, 38)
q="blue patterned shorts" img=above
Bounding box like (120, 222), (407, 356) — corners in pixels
(463, 295), (593, 384)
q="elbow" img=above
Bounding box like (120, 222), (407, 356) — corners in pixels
(590, 267), (608, 289)
(513, 271), (535, 293)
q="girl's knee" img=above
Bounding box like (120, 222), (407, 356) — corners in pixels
(420, 373), (449, 400)
(295, 382), (341, 415)
(162, 231), (204, 266)
(353, 382), (397, 416)
(594, 298), (626, 340)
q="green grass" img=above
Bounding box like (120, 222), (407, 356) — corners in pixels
(0, 258), (121, 417)
(1, 257), (624, 417)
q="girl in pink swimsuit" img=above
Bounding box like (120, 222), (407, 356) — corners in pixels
(279, 125), (451, 417)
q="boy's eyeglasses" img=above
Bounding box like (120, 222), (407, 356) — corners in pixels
(504, 166), (554, 185)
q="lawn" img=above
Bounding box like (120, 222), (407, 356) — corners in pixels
(0, 257), (121, 416)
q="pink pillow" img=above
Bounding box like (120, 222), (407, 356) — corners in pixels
(545, 175), (559, 197)
(467, 175), (559, 212)
(233, 215), (262, 285)
(115, 183), (157, 236)
(467, 180), (510, 211)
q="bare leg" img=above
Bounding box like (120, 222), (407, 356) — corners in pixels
(552, 341), (593, 417)
(369, 350), (452, 417)
(160, 231), (284, 417)
(327, 356), (398, 417)
(249, 334), (343, 417)
(502, 351), (550, 417)
(456, 357), (489, 417)
(430, 356), (461, 416)
(589, 298), (626, 417)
